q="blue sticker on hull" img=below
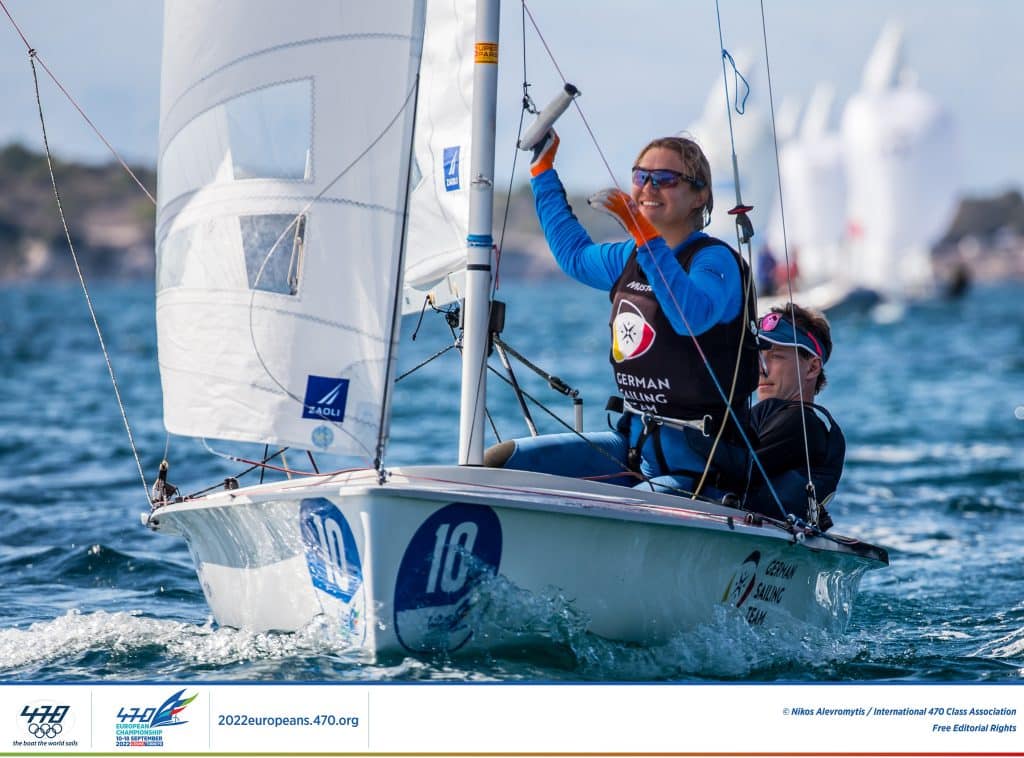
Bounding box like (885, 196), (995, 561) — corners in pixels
(300, 498), (362, 603)
(394, 503), (502, 654)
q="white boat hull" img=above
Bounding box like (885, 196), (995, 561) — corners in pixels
(147, 466), (886, 658)
(758, 280), (884, 316)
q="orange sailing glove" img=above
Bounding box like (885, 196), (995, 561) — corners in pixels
(529, 130), (560, 176)
(587, 188), (660, 247)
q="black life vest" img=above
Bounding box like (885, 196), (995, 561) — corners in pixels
(608, 235), (759, 424)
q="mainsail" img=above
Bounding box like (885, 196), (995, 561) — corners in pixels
(155, 1), (427, 457)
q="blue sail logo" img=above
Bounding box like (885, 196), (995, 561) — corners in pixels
(443, 146), (461, 191)
(303, 375), (349, 421)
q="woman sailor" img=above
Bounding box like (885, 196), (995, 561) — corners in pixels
(485, 132), (759, 496)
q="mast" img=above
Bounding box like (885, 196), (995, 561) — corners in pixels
(458, 0), (500, 465)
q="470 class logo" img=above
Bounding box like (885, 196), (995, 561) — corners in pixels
(20, 703), (70, 740)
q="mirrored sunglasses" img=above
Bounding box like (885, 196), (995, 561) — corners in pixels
(631, 167), (706, 190)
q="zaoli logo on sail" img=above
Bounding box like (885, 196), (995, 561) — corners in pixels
(303, 376), (350, 421)
(443, 146), (461, 191)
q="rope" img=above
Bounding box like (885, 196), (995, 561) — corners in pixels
(26, 51), (150, 505)
(520, 1), (619, 188)
(714, 0), (748, 211)
(0, 1), (156, 206)
(374, 73), (422, 475)
(492, 1), (533, 292)
(759, 0), (817, 510)
(395, 344), (457, 383)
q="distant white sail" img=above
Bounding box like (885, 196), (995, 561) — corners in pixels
(404, 0), (475, 312)
(155, 0), (426, 457)
(774, 84), (848, 288)
(841, 23), (959, 297)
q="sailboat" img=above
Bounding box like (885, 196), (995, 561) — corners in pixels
(758, 23), (959, 314)
(146, 0), (886, 659)
(758, 84), (882, 315)
(841, 22), (960, 303)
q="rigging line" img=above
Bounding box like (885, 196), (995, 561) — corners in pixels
(184, 445), (287, 499)
(26, 52), (150, 505)
(395, 343), (457, 383)
(492, 0), (532, 294)
(0, 0), (156, 206)
(375, 72), (423, 476)
(713, 0), (746, 210)
(759, 0), (816, 495)
(519, 0), (786, 517)
(196, 439), (358, 481)
(244, 77), (422, 466)
(493, 336), (577, 397)
(485, 407), (502, 444)
(520, 1), (619, 186)
(494, 94), (527, 293)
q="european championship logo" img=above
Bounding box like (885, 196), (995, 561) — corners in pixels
(115, 689), (197, 748)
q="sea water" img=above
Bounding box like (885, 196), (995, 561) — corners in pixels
(0, 279), (1022, 682)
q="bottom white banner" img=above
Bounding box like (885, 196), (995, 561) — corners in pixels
(0, 682), (1020, 754)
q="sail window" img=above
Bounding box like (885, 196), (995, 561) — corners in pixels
(157, 217), (248, 292)
(241, 214), (306, 295)
(226, 82), (312, 181)
(156, 213), (306, 296)
(158, 79), (313, 202)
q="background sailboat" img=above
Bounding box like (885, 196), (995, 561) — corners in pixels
(841, 22), (960, 303)
(764, 23), (961, 313)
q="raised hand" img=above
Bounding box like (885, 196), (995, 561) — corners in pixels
(587, 188), (659, 247)
(529, 130), (560, 177)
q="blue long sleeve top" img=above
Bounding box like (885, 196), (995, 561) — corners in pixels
(531, 168), (743, 335)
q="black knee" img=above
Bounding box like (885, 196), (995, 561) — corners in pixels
(483, 440), (515, 468)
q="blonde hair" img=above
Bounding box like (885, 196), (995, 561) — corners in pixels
(634, 136), (713, 229)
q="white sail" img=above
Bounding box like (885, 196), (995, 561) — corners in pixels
(155, 0), (426, 457)
(403, 0), (476, 313)
(841, 23), (959, 298)
(774, 84), (849, 288)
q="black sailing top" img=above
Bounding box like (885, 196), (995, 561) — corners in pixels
(608, 236), (759, 422)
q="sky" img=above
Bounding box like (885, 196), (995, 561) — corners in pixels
(0, 0), (1021, 199)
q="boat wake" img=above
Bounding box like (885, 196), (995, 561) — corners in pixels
(425, 573), (864, 680)
(1, 579), (872, 682)
(0, 609), (374, 681)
